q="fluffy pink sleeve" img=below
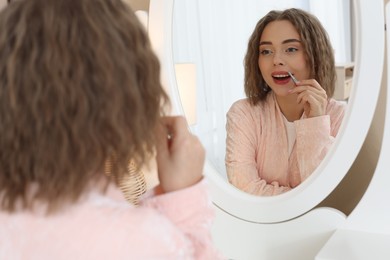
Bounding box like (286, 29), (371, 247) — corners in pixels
(292, 99), (346, 184)
(141, 179), (224, 259)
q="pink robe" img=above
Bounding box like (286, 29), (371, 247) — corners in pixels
(225, 92), (346, 196)
(0, 179), (223, 259)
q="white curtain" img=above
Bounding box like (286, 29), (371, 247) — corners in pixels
(309, 0), (352, 63)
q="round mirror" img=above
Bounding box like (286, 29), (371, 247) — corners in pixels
(171, 0), (384, 223)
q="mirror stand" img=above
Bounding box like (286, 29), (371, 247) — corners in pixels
(316, 2), (390, 258)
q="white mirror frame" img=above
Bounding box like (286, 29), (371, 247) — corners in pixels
(149, 0), (385, 223)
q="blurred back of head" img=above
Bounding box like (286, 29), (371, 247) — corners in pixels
(0, 0), (168, 212)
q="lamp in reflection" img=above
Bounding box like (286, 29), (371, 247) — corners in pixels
(135, 10), (148, 29)
(175, 63), (197, 126)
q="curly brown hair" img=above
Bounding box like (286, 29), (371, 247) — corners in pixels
(0, 0), (169, 212)
(244, 8), (336, 105)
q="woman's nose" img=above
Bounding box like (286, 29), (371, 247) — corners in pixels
(273, 52), (285, 66)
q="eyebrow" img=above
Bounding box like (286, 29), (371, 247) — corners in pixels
(259, 39), (301, 46)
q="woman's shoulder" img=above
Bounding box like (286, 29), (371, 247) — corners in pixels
(0, 189), (187, 258)
(227, 99), (254, 122)
(229, 98), (251, 110)
(228, 94), (275, 114)
(227, 97), (265, 115)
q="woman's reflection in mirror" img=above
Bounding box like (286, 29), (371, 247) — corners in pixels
(225, 8), (346, 196)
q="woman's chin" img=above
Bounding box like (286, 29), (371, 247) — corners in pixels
(271, 87), (293, 97)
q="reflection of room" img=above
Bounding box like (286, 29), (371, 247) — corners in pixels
(175, 63), (197, 125)
(173, 0), (354, 178)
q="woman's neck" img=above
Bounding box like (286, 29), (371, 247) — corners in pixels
(275, 94), (304, 122)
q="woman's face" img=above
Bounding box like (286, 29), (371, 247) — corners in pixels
(258, 20), (310, 97)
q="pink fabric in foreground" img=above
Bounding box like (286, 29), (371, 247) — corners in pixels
(225, 92), (346, 196)
(0, 179), (223, 260)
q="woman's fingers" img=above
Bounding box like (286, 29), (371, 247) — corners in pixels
(289, 79), (327, 117)
(155, 116), (205, 193)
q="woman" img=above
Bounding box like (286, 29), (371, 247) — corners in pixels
(225, 8), (346, 196)
(0, 0), (222, 258)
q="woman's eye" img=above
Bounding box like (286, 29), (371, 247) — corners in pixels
(260, 49), (272, 56)
(286, 47), (298, 53)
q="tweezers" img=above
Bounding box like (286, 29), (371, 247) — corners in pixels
(288, 71), (299, 85)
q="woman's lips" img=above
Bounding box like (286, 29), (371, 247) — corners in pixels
(272, 77), (290, 85)
(272, 73), (290, 85)
(271, 71), (296, 85)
